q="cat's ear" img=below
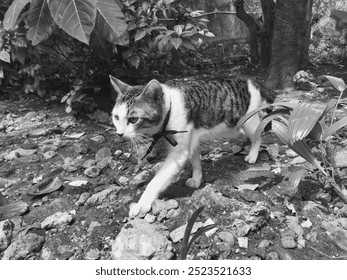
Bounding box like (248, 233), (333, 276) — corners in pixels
(141, 79), (163, 103)
(109, 75), (131, 98)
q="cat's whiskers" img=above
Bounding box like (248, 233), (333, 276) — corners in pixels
(130, 133), (152, 160)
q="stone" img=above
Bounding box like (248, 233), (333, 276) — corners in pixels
(2, 233), (45, 260)
(43, 151), (56, 159)
(40, 144), (58, 153)
(85, 185), (120, 206)
(218, 231), (235, 245)
(85, 248), (100, 260)
(83, 159), (96, 169)
(0, 201), (29, 220)
(336, 148), (347, 167)
(41, 211), (74, 229)
(265, 251), (279, 260)
(118, 176), (129, 185)
(84, 166), (100, 178)
(231, 219), (251, 237)
(144, 214), (156, 223)
(95, 147), (112, 162)
(111, 219), (173, 260)
(321, 220), (347, 251)
(0, 220), (14, 252)
(237, 237), (248, 248)
(87, 221), (102, 234)
(63, 157), (84, 172)
(76, 192), (91, 206)
(91, 135), (105, 143)
(169, 222), (204, 243)
(29, 128), (48, 137)
(286, 216), (304, 236)
(286, 149), (298, 158)
(152, 199), (179, 215)
(24, 111), (38, 120)
(280, 230), (297, 249)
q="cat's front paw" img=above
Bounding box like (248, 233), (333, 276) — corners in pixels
(129, 201), (152, 218)
(244, 154), (257, 164)
(186, 178), (201, 188)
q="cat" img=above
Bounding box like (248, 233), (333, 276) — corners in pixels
(110, 75), (275, 218)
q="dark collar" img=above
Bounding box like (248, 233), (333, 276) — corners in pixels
(141, 101), (187, 160)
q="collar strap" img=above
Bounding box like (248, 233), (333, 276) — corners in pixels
(141, 102), (187, 160)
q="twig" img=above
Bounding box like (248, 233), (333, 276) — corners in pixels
(307, 246), (347, 259)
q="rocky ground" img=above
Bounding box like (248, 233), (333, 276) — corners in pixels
(1, 67), (347, 260)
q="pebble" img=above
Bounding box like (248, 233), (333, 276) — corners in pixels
(118, 176), (129, 185)
(231, 219), (251, 237)
(24, 111), (38, 120)
(91, 135), (105, 143)
(87, 221), (102, 233)
(152, 199), (179, 215)
(144, 214), (156, 223)
(29, 128), (48, 137)
(83, 159), (96, 169)
(0, 220), (14, 252)
(237, 237), (248, 248)
(85, 185), (120, 206)
(76, 192), (91, 206)
(40, 144), (57, 153)
(335, 148), (347, 167)
(95, 147), (112, 162)
(265, 251), (279, 260)
(286, 149), (298, 158)
(2, 233), (45, 260)
(280, 230), (297, 249)
(41, 211), (74, 229)
(258, 239), (271, 248)
(0, 201), (29, 220)
(63, 157), (83, 172)
(218, 231), (235, 245)
(84, 166), (100, 178)
(112, 219), (172, 260)
(85, 249), (100, 260)
(43, 151), (56, 159)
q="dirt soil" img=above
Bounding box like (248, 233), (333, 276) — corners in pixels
(1, 62), (347, 260)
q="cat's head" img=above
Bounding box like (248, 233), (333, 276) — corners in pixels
(110, 75), (164, 139)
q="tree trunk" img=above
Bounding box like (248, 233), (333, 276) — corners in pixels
(235, 0), (260, 64)
(258, 0), (275, 67)
(265, 0), (313, 90)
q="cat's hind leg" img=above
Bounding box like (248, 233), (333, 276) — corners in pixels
(242, 113), (261, 164)
(186, 130), (202, 188)
(186, 148), (202, 188)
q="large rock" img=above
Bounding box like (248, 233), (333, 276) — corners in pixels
(0, 219), (14, 252)
(2, 233), (45, 260)
(111, 219), (173, 260)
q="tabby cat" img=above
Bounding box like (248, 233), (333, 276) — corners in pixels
(110, 75), (275, 218)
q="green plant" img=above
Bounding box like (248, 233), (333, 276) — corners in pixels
(180, 206), (217, 260)
(238, 76), (347, 203)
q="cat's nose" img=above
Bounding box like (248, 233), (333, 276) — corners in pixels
(117, 133), (124, 137)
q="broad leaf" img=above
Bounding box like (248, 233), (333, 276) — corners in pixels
(251, 109), (290, 149)
(272, 120), (327, 176)
(48, 0), (97, 45)
(95, 0), (129, 46)
(27, 0), (55, 46)
(0, 50), (11, 63)
(89, 29), (113, 61)
(3, 0), (30, 30)
(288, 169), (306, 193)
(288, 102), (326, 144)
(236, 102), (296, 130)
(134, 30), (146, 41)
(322, 116), (347, 140)
(323, 75), (346, 92)
(170, 37), (182, 49)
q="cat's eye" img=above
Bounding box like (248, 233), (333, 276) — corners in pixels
(128, 117), (139, 124)
(114, 115), (119, 121)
